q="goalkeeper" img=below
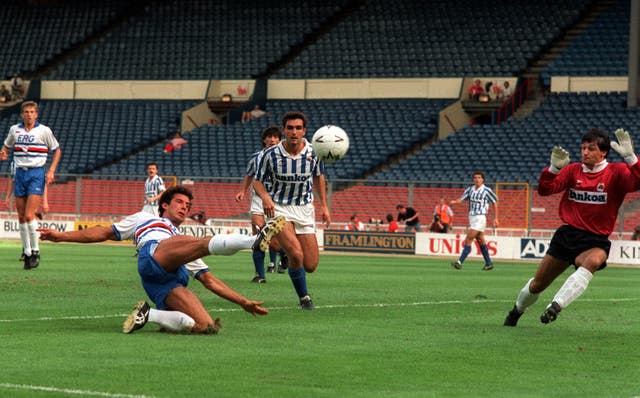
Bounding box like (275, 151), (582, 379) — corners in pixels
(504, 128), (640, 327)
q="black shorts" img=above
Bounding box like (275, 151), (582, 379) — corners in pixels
(547, 224), (611, 270)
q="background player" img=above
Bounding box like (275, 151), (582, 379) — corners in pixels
(235, 125), (288, 283)
(253, 111), (330, 310)
(450, 171), (498, 270)
(142, 162), (165, 216)
(0, 101), (61, 270)
(504, 128), (640, 326)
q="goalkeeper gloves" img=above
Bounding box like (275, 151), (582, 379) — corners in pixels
(610, 128), (638, 165)
(549, 145), (570, 173)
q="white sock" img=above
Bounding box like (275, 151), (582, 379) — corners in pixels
(19, 223), (31, 256)
(28, 219), (39, 252)
(515, 278), (539, 312)
(552, 267), (594, 309)
(148, 308), (195, 333)
(207, 234), (254, 255)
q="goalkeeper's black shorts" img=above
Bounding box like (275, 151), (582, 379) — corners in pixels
(547, 224), (610, 270)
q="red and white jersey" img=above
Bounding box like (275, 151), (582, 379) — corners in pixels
(111, 211), (209, 277)
(4, 121), (59, 168)
(539, 160), (640, 236)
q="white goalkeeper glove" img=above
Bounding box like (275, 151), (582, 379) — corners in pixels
(549, 145), (570, 173)
(610, 128), (638, 165)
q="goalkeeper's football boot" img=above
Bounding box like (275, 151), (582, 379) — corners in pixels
(252, 215), (286, 252)
(299, 295), (314, 310)
(123, 300), (150, 334)
(503, 305), (523, 327)
(451, 260), (462, 270)
(482, 264), (494, 271)
(251, 275), (266, 284)
(540, 301), (562, 324)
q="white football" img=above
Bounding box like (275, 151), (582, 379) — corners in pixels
(311, 125), (350, 163)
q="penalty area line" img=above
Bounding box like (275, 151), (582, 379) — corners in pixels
(0, 383), (158, 398)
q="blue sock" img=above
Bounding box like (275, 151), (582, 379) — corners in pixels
(288, 267), (308, 298)
(480, 244), (492, 265)
(459, 245), (472, 264)
(252, 249), (266, 278)
(268, 248), (277, 264)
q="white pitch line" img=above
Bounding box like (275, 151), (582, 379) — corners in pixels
(0, 383), (157, 398)
(1, 297), (639, 323)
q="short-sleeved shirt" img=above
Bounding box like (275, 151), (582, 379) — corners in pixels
(459, 184), (498, 216)
(111, 211), (209, 279)
(255, 139), (324, 206)
(4, 121), (59, 169)
(144, 175), (165, 206)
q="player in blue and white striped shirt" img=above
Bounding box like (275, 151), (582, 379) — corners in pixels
(450, 171), (499, 270)
(254, 111), (330, 310)
(235, 125), (287, 282)
(142, 162), (166, 216)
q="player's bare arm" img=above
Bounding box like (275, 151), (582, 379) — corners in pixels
(313, 174), (331, 227)
(38, 225), (116, 243)
(235, 175), (253, 202)
(197, 272), (268, 316)
(252, 179), (275, 217)
(46, 148), (62, 184)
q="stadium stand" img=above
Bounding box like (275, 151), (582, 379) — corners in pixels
(0, 100), (197, 176)
(541, 0), (630, 86)
(273, 0), (594, 78)
(370, 92), (640, 185)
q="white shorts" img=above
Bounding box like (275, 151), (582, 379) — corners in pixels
(468, 214), (487, 232)
(274, 202), (316, 234)
(250, 194), (264, 215)
(142, 204), (159, 217)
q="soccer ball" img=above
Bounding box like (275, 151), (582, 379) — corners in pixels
(311, 125), (350, 163)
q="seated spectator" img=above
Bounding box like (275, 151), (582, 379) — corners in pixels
(429, 214), (445, 233)
(0, 84), (11, 102)
(468, 79), (484, 100)
(164, 132), (188, 153)
(502, 81), (513, 99)
(386, 213), (398, 233)
(491, 80), (504, 101)
(632, 225), (640, 240)
(242, 104), (269, 124)
(345, 213), (366, 231)
(10, 74), (24, 100)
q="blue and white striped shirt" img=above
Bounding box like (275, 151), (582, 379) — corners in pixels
(255, 139), (324, 206)
(460, 184), (498, 216)
(246, 149), (274, 195)
(144, 175), (165, 206)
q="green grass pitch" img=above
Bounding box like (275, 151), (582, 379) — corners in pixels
(1, 240), (639, 398)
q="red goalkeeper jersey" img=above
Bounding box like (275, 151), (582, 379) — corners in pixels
(539, 161), (640, 236)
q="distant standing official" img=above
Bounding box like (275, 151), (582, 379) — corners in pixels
(450, 171), (498, 270)
(0, 101), (61, 270)
(142, 162), (165, 216)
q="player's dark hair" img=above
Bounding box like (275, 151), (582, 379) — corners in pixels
(261, 125), (282, 146)
(582, 128), (610, 154)
(472, 171), (485, 180)
(158, 185), (193, 217)
(282, 111), (307, 128)
(146, 162), (158, 169)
